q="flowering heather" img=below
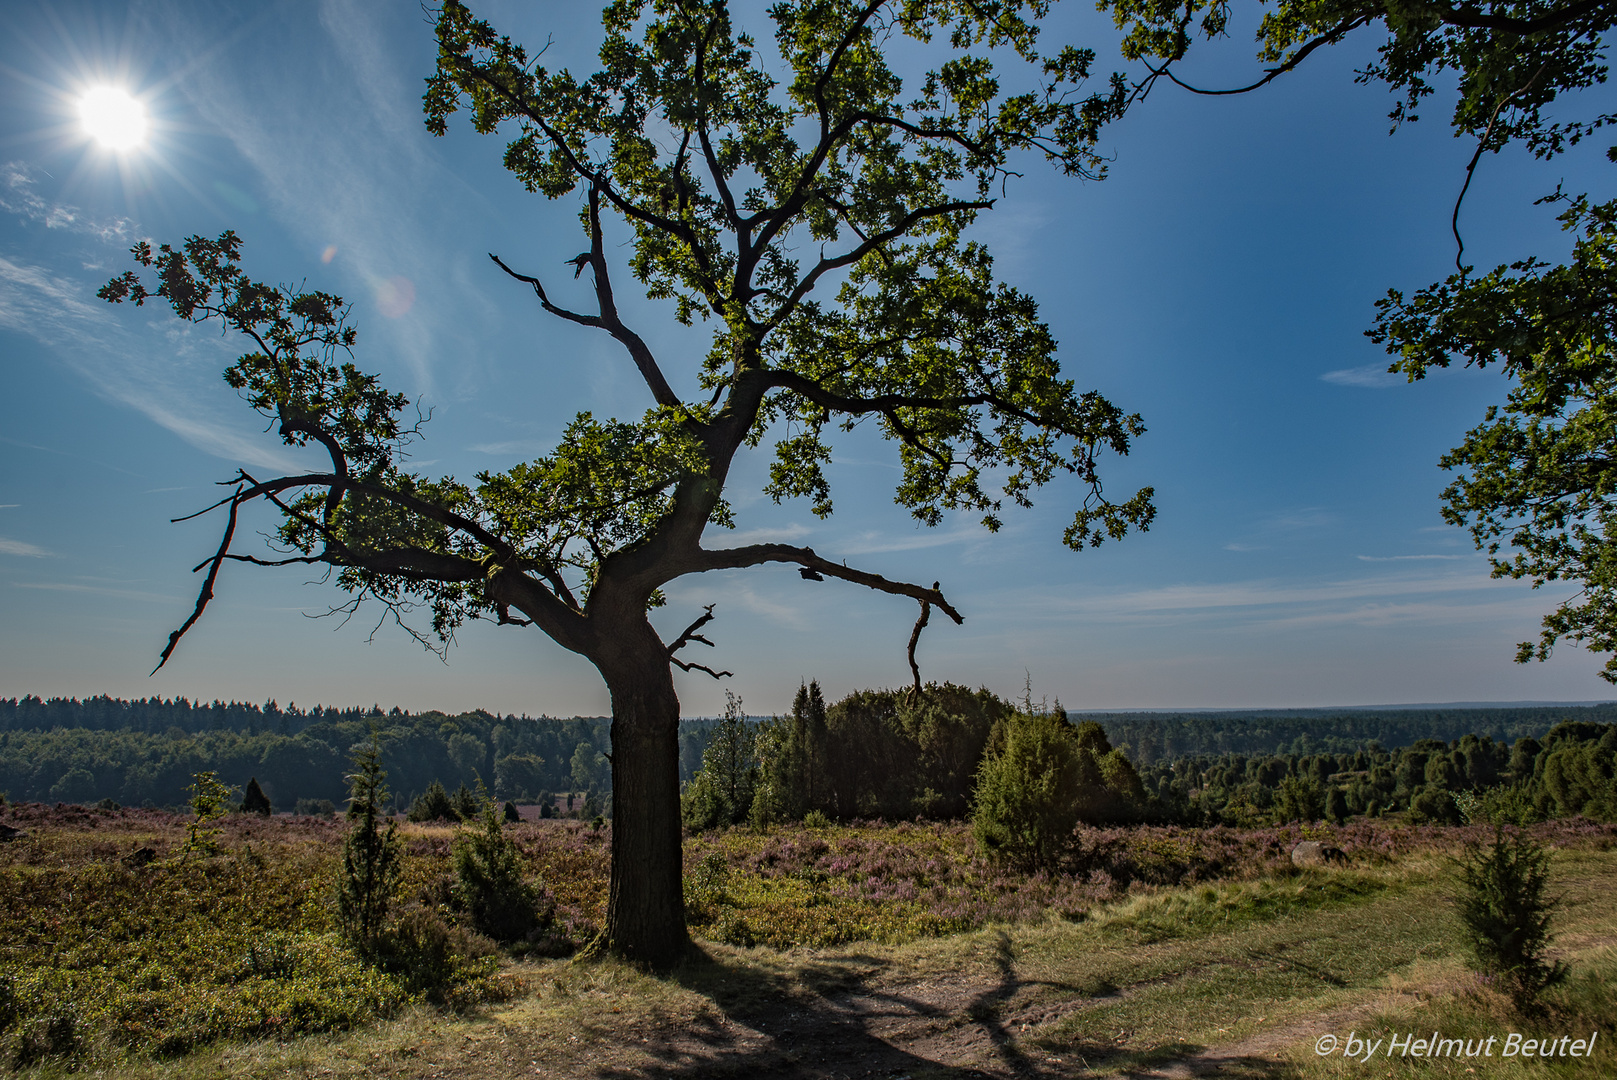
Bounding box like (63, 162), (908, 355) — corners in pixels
(2, 801), (1613, 1066)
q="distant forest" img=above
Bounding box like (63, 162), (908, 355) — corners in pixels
(0, 693), (1612, 817)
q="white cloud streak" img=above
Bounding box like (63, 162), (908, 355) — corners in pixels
(0, 537), (50, 557)
(1321, 363), (1404, 389)
(1355, 553), (1468, 562)
(0, 252), (297, 470)
(14, 580), (174, 602)
(981, 567), (1554, 633)
(163, 0), (501, 399)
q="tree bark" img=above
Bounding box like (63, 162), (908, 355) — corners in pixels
(596, 618), (691, 968)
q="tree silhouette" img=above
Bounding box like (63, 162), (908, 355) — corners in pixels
(100, 0), (1153, 965)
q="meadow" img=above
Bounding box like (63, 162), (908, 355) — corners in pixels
(2, 802), (1614, 1077)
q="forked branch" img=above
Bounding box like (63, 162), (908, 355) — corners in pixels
(666, 603), (733, 680)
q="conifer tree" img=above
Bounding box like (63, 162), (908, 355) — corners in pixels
(338, 736), (403, 957)
(240, 776), (272, 816)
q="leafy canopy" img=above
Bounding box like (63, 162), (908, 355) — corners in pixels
(103, 0), (1154, 673)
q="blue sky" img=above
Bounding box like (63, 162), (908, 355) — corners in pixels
(2, 0), (1613, 718)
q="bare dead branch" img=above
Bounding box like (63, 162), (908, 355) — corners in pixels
(666, 603), (721, 656)
(1454, 64), (1549, 272)
(691, 543), (963, 624)
(154, 484), (244, 674)
(907, 587), (934, 697)
(670, 656), (734, 679)
(1133, 13), (1375, 99)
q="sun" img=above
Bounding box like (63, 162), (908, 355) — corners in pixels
(78, 86), (148, 152)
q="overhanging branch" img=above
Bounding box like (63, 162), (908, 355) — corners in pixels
(691, 542), (964, 624)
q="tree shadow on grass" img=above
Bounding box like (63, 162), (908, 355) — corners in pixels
(583, 930), (1293, 1080)
(586, 933), (1024, 1079)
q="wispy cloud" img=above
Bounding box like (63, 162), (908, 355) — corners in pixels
(836, 522), (982, 555)
(0, 537), (50, 557)
(1355, 553), (1468, 562)
(706, 523), (813, 547)
(466, 440), (551, 457)
(665, 579), (811, 631)
(0, 162), (134, 242)
(1321, 364), (1403, 389)
(165, 0), (501, 399)
(14, 580), (173, 602)
(0, 253), (298, 470)
(981, 566), (1548, 633)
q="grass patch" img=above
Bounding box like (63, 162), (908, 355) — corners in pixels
(2, 806), (1614, 1077)
(1090, 868), (1402, 943)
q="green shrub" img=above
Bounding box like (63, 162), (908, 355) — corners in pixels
(377, 906), (498, 1004)
(1454, 824), (1569, 1011)
(449, 783), (481, 822)
(451, 795), (550, 942)
(802, 809), (831, 829)
(1273, 774), (1326, 823)
(295, 797), (336, 816)
(182, 770), (231, 855)
(1411, 784), (1463, 824)
(241, 776), (272, 816)
(502, 800), (520, 823)
(971, 711), (1082, 869)
(337, 738), (403, 957)
(408, 781), (457, 822)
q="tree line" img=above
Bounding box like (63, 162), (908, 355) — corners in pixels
(3, 692), (1612, 825)
(683, 686), (1617, 830)
(0, 702), (713, 811)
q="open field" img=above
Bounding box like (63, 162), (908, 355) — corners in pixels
(1, 805), (1614, 1078)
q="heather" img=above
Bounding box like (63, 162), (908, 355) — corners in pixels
(4, 801), (1614, 1069)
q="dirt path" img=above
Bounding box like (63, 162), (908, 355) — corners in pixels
(343, 954), (1403, 1080)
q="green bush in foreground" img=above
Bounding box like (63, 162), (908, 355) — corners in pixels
(972, 712), (1083, 869)
(452, 794), (550, 942)
(1454, 822), (1568, 1011)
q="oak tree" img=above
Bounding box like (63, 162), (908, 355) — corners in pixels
(100, 0), (1154, 966)
(1102, 0), (1617, 679)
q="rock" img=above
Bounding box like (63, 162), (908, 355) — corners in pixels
(0, 823), (27, 842)
(1291, 840), (1348, 867)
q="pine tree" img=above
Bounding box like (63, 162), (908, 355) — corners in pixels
(240, 776), (272, 816)
(338, 736), (403, 957)
(681, 692), (757, 830)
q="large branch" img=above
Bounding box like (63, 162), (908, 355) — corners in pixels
(763, 197), (995, 331)
(759, 369), (1062, 435)
(1432, 0), (1612, 34)
(449, 61), (725, 303)
(1137, 12), (1376, 97)
(489, 244), (680, 408)
(690, 542), (964, 624)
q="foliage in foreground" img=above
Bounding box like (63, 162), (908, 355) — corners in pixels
(1454, 822), (1569, 1011)
(337, 738), (403, 957)
(2, 800), (1614, 1066)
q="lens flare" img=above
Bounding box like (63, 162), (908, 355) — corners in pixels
(79, 86), (148, 151)
(376, 276), (415, 318)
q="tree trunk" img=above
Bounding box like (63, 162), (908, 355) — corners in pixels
(597, 620), (691, 968)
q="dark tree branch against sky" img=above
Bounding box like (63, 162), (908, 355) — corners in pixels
(98, 0), (1153, 966)
(1104, 0), (1617, 682)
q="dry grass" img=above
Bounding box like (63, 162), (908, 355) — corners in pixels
(4, 808), (1615, 1078)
